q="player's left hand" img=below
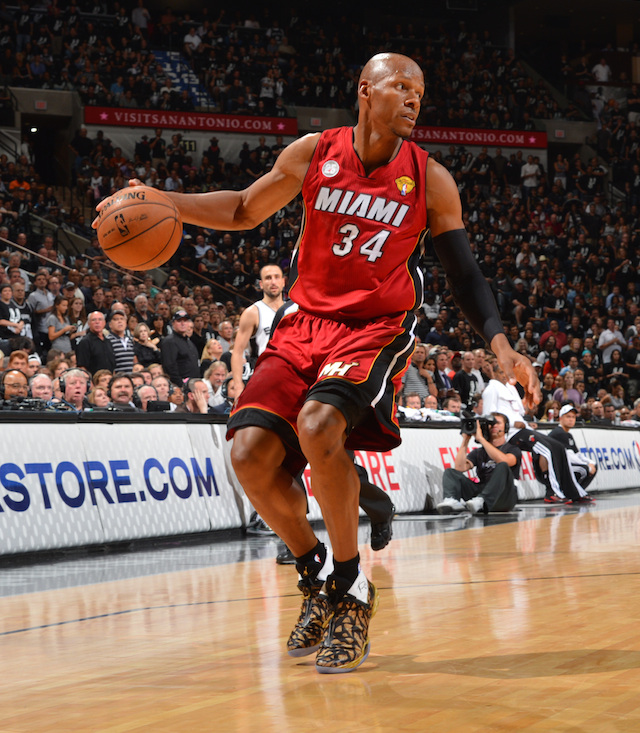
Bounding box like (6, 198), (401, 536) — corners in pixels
(497, 350), (541, 413)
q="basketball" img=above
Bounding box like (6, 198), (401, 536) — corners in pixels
(96, 186), (183, 270)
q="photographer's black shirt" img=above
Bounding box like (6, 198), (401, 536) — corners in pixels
(467, 443), (522, 483)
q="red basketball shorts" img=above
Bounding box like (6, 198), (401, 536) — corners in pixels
(226, 307), (416, 475)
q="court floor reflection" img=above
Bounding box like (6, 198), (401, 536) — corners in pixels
(0, 490), (638, 597)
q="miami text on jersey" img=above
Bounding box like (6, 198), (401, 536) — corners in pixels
(314, 186), (410, 228)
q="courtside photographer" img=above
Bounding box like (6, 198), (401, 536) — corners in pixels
(437, 412), (522, 515)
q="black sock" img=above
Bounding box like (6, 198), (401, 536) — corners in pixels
(294, 540), (326, 581)
(327, 554), (360, 597)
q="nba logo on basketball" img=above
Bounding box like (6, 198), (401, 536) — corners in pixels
(115, 213), (130, 237)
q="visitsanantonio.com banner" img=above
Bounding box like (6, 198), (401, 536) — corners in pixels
(84, 107), (298, 136)
(411, 126), (547, 149)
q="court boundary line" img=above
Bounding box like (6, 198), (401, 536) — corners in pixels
(4, 569), (640, 637)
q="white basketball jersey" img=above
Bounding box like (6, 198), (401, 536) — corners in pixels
(252, 300), (278, 357)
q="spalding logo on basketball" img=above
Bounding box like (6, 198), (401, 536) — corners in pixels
(96, 186), (183, 270)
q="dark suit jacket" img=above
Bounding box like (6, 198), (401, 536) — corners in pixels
(434, 369), (453, 396)
(76, 331), (116, 375)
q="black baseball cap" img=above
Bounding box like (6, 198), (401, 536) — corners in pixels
(172, 309), (191, 321)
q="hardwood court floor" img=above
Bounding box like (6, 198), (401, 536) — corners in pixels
(1, 496), (640, 732)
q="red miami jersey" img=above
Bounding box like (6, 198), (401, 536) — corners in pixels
(289, 126), (429, 320)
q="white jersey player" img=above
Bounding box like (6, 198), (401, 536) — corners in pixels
(231, 264), (285, 399)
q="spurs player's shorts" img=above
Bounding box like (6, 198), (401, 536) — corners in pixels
(226, 307), (416, 475)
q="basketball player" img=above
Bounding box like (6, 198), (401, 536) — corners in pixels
(231, 264), (285, 536)
(234, 269), (396, 553)
(230, 263), (285, 398)
(97, 53), (539, 674)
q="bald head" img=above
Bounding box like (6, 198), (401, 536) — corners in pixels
(359, 53), (423, 86)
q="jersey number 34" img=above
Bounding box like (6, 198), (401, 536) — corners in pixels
(332, 223), (391, 262)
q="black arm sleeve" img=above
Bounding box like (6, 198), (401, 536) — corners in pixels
(432, 228), (504, 345)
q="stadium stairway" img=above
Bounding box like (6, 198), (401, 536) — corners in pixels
(153, 50), (214, 110)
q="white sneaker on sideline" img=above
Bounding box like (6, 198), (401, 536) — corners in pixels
(465, 496), (485, 515)
(436, 497), (466, 514)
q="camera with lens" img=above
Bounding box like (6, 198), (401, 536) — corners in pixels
(460, 410), (496, 440)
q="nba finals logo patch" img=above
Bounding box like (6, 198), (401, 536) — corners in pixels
(395, 176), (415, 196)
(322, 160), (340, 178)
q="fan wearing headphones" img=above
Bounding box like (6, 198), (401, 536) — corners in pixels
(150, 374), (179, 411)
(30, 373), (54, 402)
(210, 375), (240, 416)
(0, 368), (29, 402)
(107, 373), (137, 410)
(56, 368), (91, 412)
(132, 384), (159, 411)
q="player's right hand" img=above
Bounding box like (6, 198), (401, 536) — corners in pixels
(92, 179), (145, 226)
(497, 350), (541, 413)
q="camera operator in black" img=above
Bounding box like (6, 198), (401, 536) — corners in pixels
(437, 413), (522, 515)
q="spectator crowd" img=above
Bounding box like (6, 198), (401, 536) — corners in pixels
(0, 140), (638, 424)
(0, 1), (599, 126)
(0, 2), (635, 428)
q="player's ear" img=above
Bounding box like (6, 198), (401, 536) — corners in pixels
(359, 79), (371, 100)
